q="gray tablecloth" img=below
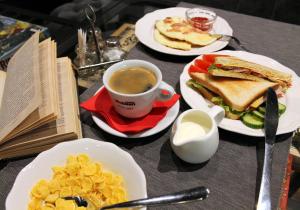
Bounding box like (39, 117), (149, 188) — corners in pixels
(1, 2), (300, 210)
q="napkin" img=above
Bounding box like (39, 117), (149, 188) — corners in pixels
(80, 88), (180, 133)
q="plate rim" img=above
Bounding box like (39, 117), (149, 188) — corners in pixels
(92, 81), (180, 138)
(135, 7), (233, 56)
(5, 138), (147, 209)
(180, 50), (300, 137)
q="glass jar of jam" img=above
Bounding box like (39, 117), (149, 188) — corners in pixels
(186, 8), (217, 31)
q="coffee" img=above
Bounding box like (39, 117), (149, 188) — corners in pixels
(109, 67), (157, 94)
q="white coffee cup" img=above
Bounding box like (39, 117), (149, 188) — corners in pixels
(103, 59), (173, 118)
(170, 106), (225, 164)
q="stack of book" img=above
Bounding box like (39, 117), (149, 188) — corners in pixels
(0, 32), (82, 159)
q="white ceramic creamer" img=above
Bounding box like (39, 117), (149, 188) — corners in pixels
(170, 106), (225, 164)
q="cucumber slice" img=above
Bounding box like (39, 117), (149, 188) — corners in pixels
(258, 106), (266, 114)
(258, 103), (286, 115)
(279, 103), (286, 114)
(241, 113), (264, 129)
(252, 110), (265, 120)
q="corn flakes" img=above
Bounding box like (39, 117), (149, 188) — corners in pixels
(28, 154), (127, 210)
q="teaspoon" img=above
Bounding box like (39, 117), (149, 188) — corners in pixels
(64, 186), (209, 209)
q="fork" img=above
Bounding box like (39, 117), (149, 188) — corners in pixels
(213, 34), (251, 52)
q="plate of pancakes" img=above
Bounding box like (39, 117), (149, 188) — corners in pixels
(135, 7), (233, 56)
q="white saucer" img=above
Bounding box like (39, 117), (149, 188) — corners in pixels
(92, 81), (180, 138)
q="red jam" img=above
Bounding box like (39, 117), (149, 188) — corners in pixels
(190, 17), (212, 31)
(191, 17), (209, 22)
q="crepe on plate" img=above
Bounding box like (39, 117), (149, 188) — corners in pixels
(154, 29), (192, 50)
(154, 17), (217, 50)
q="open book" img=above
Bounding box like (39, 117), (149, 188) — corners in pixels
(0, 32), (82, 159)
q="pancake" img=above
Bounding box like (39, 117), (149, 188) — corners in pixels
(154, 29), (192, 50)
(155, 17), (217, 46)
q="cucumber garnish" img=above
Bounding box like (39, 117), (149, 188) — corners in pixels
(241, 113), (264, 129)
(258, 106), (266, 114)
(252, 110), (265, 120)
(278, 103), (286, 114)
(258, 103), (286, 115)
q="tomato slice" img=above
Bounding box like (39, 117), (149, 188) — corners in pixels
(188, 64), (208, 74)
(194, 59), (211, 70)
(202, 54), (229, 63)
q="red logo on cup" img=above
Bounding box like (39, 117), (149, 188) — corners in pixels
(115, 100), (135, 106)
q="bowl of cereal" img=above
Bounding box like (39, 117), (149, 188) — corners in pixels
(6, 138), (147, 210)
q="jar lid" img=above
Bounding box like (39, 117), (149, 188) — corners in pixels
(105, 37), (120, 47)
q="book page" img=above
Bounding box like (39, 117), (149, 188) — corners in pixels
(0, 70), (6, 107)
(51, 41), (59, 117)
(2, 38), (59, 140)
(0, 32), (41, 143)
(0, 57), (81, 154)
(53, 57), (78, 133)
(0, 136), (76, 159)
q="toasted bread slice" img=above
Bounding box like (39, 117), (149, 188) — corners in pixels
(187, 79), (241, 119)
(214, 56), (292, 89)
(190, 72), (278, 111)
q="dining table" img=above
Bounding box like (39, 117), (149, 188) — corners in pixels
(1, 1), (300, 210)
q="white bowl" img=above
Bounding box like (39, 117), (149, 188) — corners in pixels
(6, 138), (147, 210)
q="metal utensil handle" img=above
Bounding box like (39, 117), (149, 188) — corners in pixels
(101, 186), (209, 210)
(257, 143), (273, 210)
(215, 34), (251, 52)
(257, 88), (278, 210)
(230, 36), (251, 52)
(77, 59), (124, 70)
(85, 4), (102, 62)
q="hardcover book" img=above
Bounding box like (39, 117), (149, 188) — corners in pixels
(0, 32), (82, 159)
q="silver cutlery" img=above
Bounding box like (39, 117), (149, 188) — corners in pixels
(213, 34), (251, 52)
(64, 186), (209, 209)
(257, 88), (279, 210)
(72, 59), (124, 71)
(85, 4), (102, 63)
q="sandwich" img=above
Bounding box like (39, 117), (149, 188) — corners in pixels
(197, 54), (292, 93)
(187, 54), (291, 128)
(187, 72), (278, 120)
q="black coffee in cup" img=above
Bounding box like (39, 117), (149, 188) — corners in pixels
(108, 67), (157, 94)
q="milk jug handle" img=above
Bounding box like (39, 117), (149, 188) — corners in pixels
(208, 106), (225, 125)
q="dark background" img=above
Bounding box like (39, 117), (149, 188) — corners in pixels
(1, 0), (300, 25)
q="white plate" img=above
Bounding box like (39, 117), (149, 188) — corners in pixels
(180, 50), (300, 137)
(92, 81), (180, 138)
(6, 139), (147, 210)
(135, 7), (233, 56)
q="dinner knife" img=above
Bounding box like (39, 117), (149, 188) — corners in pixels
(257, 88), (279, 210)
